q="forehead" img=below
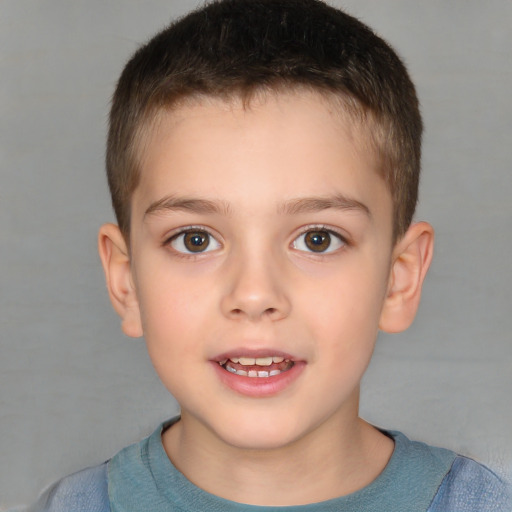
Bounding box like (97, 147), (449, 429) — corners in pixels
(140, 88), (375, 165)
(132, 90), (391, 226)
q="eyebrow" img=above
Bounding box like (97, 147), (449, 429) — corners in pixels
(144, 193), (370, 219)
(278, 194), (371, 217)
(144, 196), (232, 218)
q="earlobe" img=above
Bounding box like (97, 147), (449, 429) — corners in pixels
(98, 224), (143, 338)
(379, 222), (434, 333)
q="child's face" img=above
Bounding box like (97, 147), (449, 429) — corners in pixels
(127, 91), (395, 450)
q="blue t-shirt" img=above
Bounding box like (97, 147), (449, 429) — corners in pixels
(28, 420), (511, 512)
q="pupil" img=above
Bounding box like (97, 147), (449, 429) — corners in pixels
(185, 232), (208, 252)
(305, 231), (330, 252)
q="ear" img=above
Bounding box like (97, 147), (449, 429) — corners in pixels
(98, 223), (143, 338)
(379, 221), (434, 333)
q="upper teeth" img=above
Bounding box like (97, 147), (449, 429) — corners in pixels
(224, 356), (285, 366)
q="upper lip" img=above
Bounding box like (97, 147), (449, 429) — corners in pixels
(212, 348), (300, 363)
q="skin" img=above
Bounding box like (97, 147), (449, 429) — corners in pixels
(99, 91), (434, 506)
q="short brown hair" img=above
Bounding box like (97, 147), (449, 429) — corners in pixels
(107, 0), (422, 241)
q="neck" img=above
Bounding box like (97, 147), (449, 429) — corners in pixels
(162, 409), (394, 506)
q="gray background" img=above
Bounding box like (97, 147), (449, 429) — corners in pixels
(1, 1), (511, 508)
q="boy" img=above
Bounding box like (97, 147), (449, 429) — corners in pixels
(29, 0), (510, 510)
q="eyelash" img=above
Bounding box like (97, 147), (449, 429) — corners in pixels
(164, 226), (221, 256)
(291, 225), (349, 255)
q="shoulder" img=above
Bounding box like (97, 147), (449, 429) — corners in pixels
(26, 462), (110, 512)
(428, 456), (512, 512)
(387, 431), (511, 511)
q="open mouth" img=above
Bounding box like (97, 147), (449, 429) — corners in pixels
(218, 356), (295, 378)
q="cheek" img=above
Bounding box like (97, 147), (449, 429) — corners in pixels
(138, 280), (209, 397)
(301, 260), (389, 357)
(135, 267), (213, 356)
(310, 267), (387, 325)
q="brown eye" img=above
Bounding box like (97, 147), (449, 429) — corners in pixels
(170, 229), (220, 254)
(304, 231), (331, 252)
(184, 232), (209, 252)
(292, 229), (345, 254)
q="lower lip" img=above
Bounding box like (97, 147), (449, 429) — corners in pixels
(211, 361), (306, 397)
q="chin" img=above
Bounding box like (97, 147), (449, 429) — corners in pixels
(212, 415), (309, 452)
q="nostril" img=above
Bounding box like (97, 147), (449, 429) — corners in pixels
(222, 285), (291, 321)
(229, 306), (279, 319)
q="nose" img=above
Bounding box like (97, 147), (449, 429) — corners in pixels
(220, 249), (291, 322)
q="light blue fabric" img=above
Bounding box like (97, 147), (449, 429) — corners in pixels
(429, 456), (512, 511)
(26, 421), (511, 511)
(25, 462), (109, 512)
